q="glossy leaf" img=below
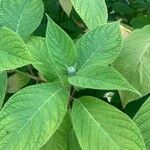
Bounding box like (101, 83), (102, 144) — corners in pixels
(0, 72), (7, 109)
(134, 97), (150, 150)
(76, 22), (122, 71)
(71, 0), (108, 29)
(113, 24), (150, 105)
(72, 96), (146, 150)
(0, 0), (44, 40)
(46, 15), (77, 74)
(0, 27), (33, 73)
(69, 64), (139, 94)
(0, 83), (69, 149)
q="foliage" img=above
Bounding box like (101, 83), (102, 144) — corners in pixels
(0, 0), (149, 149)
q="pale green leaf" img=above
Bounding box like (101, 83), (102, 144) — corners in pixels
(76, 22), (122, 71)
(46, 16), (77, 75)
(59, 0), (72, 16)
(0, 0), (44, 40)
(7, 73), (30, 93)
(27, 36), (59, 82)
(41, 112), (72, 150)
(0, 72), (7, 109)
(72, 96), (146, 150)
(134, 97), (150, 150)
(71, 0), (108, 29)
(0, 83), (69, 150)
(0, 27), (33, 73)
(113, 24), (150, 105)
(69, 64), (140, 94)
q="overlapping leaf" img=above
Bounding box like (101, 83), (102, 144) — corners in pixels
(0, 0), (44, 40)
(113, 24), (150, 105)
(134, 97), (150, 150)
(46, 16), (77, 75)
(72, 96), (146, 150)
(76, 22), (122, 71)
(71, 0), (108, 29)
(0, 83), (69, 150)
(0, 27), (33, 73)
(41, 112), (72, 150)
(69, 64), (139, 94)
(0, 72), (7, 109)
(59, 0), (72, 16)
(27, 37), (59, 82)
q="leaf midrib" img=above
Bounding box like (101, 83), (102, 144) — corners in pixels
(16, 0), (28, 34)
(5, 88), (62, 149)
(76, 100), (119, 149)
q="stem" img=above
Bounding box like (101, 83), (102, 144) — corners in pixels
(15, 70), (41, 82)
(68, 86), (76, 109)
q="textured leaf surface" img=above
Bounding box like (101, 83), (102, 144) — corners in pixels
(134, 97), (150, 150)
(0, 83), (69, 150)
(0, 0), (44, 40)
(113, 25), (150, 105)
(69, 64), (139, 94)
(71, 0), (108, 29)
(7, 73), (30, 93)
(59, 0), (72, 16)
(76, 22), (122, 71)
(46, 16), (76, 74)
(68, 129), (81, 150)
(27, 37), (59, 82)
(72, 96), (146, 150)
(41, 112), (72, 150)
(0, 27), (33, 73)
(0, 72), (7, 109)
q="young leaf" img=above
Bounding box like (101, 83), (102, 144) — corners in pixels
(69, 64), (140, 95)
(71, 0), (108, 29)
(41, 112), (72, 150)
(0, 0), (44, 40)
(27, 36), (60, 82)
(59, 0), (72, 16)
(46, 15), (77, 75)
(76, 22), (122, 71)
(113, 24), (150, 105)
(0, 27), (33, 73)
(7, 73), (30, 93)
(0, 72), (7, 109)
(72, 96), (146, 150)
(0, 83), (69, 149)
(133, 97), (150, 150)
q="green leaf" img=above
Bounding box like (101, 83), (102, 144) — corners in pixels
(72, 96), (146, 150)
(68, 129), (81, 150)
(71, 0), (108, 29)
(7, 73), (30, 93)
(0, 83), (69, 150)
(133, 97), (150, 150)
(59, 0), (72, 16)
(0, 27), (33, 73)
(113, 24), (150, 105)
(41, 112), (72, 150)
(0, 72), (7, 109)
(27, 36), (59, 82)
(0, 0), (44, 40)
(76, 22), (122, 71)
(69, 64), (139, 94)
(46, 15), (77, 75)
